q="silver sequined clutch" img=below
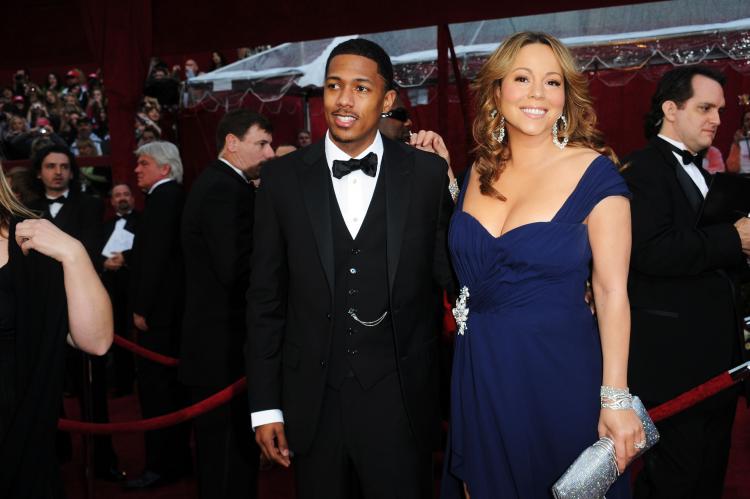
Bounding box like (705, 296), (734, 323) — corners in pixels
(552, 396), (659, 499)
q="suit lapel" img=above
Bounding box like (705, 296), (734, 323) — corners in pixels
(299, 143), (335, 297)
(383, 139), (413, 294)
(652, 138), (703, 214)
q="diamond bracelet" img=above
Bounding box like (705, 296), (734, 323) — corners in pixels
(600, 385), (633, 410)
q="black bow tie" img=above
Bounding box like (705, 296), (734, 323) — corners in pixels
(669, 145), (702, 168)
(46, 196), (66, 205)
(332, 152), (378, 179)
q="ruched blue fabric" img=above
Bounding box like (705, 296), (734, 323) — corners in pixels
(444, 156), (632, 499)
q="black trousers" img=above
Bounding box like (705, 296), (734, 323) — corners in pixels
(106, 273), (135, 396)
(294, 372), (432, 499)
(634, 388), (738, 499)
(87, 353), (119, 472)
(135, 325), (191, 478)
(189, 385), (259, 499)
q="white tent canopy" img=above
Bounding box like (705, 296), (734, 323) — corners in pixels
(187, 0), (750, 102)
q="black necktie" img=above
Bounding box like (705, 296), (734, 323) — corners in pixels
(46, 196), (66, 205)
(332, 152), (378, 179)
(669, 144), (702, 168)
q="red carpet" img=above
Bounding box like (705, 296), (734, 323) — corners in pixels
(62, 395), (750, 498)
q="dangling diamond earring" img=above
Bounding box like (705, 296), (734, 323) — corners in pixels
(493, 116), (506, 144)
(552, 114), (569, 149)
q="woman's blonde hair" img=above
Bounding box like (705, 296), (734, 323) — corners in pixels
(0, 163), (39, 231)
(472, 31), (618, 200)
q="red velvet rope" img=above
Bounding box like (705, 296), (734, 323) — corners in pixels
(440, 367), (745, 433)
(57, 348), (745, 434)
(648, 371), (735, 423)
(112, 334), (180, 367)
(58, 377), (246, 434)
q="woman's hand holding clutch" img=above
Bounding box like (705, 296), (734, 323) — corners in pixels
(598, 406), (646, 473)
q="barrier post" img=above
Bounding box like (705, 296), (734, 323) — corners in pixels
(80, 354), (95, 499)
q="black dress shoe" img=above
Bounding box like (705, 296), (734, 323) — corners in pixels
(122, 470), (165, 489)
(95, 466), (127, 482)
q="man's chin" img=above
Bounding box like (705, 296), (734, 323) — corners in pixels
(328, 130), (355, 144)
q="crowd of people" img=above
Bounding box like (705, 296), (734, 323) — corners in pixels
(0, 69), (109, 161)
(0, 33), (749, 499)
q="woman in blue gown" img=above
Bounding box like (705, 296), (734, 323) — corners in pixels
(444, 32), (645, 498)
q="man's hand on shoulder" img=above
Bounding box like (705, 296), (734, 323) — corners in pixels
(255, 422), (291, 467)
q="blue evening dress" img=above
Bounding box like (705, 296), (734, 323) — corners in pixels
(443, 155), (632, 498)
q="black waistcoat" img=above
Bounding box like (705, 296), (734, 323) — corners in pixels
(326, 172), (396, 389)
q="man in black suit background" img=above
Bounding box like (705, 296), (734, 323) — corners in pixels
(125, 141), (191, 489)
(181, 109), (274, 498)
(246, 39), (455, 498)
(29, 144), (103, 261)
(100, 183), (140, 397)
(622, 66), (750, 498)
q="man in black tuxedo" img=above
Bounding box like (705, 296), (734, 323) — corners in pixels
(125, 141), (191, 489)
(622, 66), (750, 499)
(100, 183), (140, 397)
(246, 39), (455, 499)
(29, 144), (103, 261)
(181, 109), (274, 498)
(28, 145), (126, 480)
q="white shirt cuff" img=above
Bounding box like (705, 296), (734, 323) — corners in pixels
(251, 409), (284, 431)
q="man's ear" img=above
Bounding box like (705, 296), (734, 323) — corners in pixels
(159, 164), (172, 178)
(225, 134), (238, 153)
(661, 100), (677, 124)
(382, 89), (397, 114)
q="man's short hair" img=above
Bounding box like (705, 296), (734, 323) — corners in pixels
(135, 141), (184, 184)
(325, 38), (394, 91)
(109, 182), (132, 196)
(216, 109), (273, 152)
(644, 66), (726, 139)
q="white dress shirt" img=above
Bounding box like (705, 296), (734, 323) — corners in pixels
(325, 130), (384, 238)
(46, 189), (69, 218)
(250, 131), (384, 430)
(218, 157), (251, 183)
(658, 134), (709, 197)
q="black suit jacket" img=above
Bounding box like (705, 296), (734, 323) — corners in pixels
(29, 188), (104, 264)
(622, 137), (747, 404)
(245, 137), (455, 454)
(130, 180), (185, 331)
(180, 160), (255, 386)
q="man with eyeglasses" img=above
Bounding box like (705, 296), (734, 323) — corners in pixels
(378, 94), (413, 142)
(379, 93), (456, 198)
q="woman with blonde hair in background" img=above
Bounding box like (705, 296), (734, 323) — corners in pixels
(443, 32), (642, 498)
(0, 163), (113, 498)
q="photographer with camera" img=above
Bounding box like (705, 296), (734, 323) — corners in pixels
(3, 115), (66, 160)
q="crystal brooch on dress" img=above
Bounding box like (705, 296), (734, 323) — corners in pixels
(453, 286), (470, 336)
